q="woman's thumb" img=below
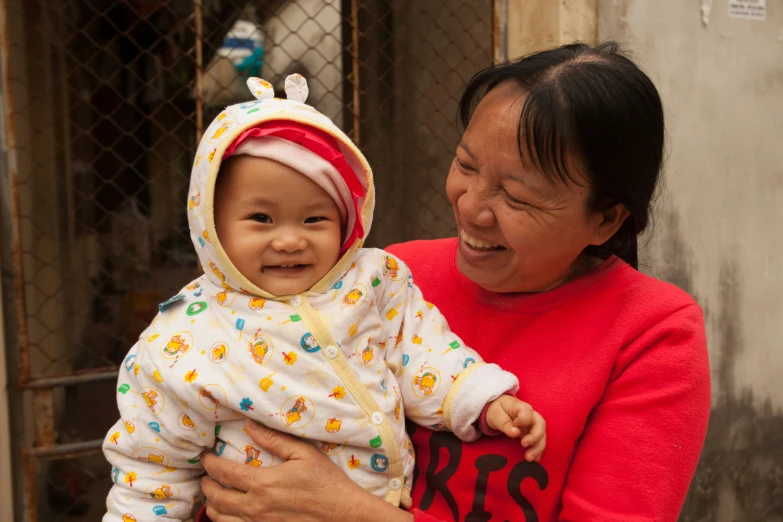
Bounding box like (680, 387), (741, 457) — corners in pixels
(245, 418), (314, 460)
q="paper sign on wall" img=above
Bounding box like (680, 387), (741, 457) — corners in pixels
(729, 0), (766, 20)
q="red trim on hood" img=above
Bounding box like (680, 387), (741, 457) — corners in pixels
(223, 121), (366, 251)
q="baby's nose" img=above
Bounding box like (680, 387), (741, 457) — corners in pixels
(271, 231), (307, 252)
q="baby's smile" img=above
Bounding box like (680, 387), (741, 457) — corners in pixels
(214, 156), (343, 296)
(261, 264), (311, 277)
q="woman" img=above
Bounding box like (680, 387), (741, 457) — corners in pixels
(198, 42), (710, 522)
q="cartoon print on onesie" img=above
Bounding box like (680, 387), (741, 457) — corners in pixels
(248, 330), (274, 365)
(279, 395), (316, 429)
(412, 367), (441, 397)
(209, 342), (229, 364)
(355, 336), (378, 366)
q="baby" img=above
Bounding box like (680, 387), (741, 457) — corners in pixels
(103, 75), (545, 521)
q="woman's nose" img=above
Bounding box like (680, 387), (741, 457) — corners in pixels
(271, 229), (307, 252)
(458, 179), (495, 228)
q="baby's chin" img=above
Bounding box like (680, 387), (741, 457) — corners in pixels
(246, 273), (323, 297)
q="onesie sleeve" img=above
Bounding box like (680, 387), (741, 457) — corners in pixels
(103, 335), (215, 521)
(378, 253), (518, 442)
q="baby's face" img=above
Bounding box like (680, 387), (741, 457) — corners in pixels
(214, 155), (342, 296)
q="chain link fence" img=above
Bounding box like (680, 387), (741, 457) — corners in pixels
(0, 0), (495, 519)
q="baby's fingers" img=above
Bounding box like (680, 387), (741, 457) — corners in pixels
(524, 433), (546, 462)
(521, 411), (546, 448)
(510, 401), (534, 429)
(498, 419), (522, 438)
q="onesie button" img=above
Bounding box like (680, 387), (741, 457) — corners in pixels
(371, 412), (384, 426)
(388, 478), (402, 491)
(289, 296), (302, 308)
(325, 345), (339, 359)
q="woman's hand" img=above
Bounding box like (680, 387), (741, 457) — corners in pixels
(201, 419), (414, 522)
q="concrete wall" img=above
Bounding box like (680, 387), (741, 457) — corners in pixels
(598, 1), (783, 520)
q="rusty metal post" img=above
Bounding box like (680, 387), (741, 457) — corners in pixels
(0, 0), (32, 518)
(195, 0), (204, 142)
(23, 454), (37, 522)
(31, 390), (56, 448)
(31, 6), (60, 494)
(0, 145), (14, 522)
(351, 0), (360, 146)
(493, 0), (508, 65)
(0, 273), (13, 522)
(0, 0), (29, 390)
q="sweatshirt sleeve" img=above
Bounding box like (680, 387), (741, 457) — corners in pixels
(103, 337), (215, 521)
(559, 304), (711, 521)
(378, 253), (518, 442)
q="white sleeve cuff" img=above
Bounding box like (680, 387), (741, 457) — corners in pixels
(445, 363), (519, 442)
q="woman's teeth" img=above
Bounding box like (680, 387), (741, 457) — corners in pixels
(460, 231), (503, 251)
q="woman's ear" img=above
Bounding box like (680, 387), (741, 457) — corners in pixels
(589, 203), (631, 246)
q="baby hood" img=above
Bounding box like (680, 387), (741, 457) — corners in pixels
(187, 75), (374, 299)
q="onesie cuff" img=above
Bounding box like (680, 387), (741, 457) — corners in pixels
(443, 363), (519, 442)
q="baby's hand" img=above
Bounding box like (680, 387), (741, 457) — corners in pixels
(486, 395), (546, 462)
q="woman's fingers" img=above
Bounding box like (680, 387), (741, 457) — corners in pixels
(201, 475), (247, 507)
(205, 503), (246, 522)
(244, 418), (320, 461)
(202, 453), (257, 492)
(201, 475), (251, 520)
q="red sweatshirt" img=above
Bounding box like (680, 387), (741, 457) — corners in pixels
(386, 239), (710, 522)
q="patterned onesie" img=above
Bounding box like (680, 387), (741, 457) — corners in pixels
(103, 76), (518, 522)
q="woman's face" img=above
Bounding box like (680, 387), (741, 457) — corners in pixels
(446, 82), (618, 293)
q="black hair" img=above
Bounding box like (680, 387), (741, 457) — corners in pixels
(458, 41), (664, 269)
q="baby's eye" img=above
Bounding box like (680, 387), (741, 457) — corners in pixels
(304, 216), (327, 224)
(250, 214), (272, 223)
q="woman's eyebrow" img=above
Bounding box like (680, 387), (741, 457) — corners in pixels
(457, 141), (476, 159)
(503, 173), (548, 197)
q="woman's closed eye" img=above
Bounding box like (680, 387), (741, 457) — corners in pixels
(503, 190), (530, 207)
(454, 157), (477, 172)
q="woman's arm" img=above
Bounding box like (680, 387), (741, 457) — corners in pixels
(559, 304), (711, 521)
(201, 419), (415, 522)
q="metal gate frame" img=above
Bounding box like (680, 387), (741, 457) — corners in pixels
(0, 2), (227, 519)
(0, 1), (507, 520)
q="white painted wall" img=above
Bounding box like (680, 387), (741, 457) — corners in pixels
(599, 0), (783, 408)
(599, 2), (782, 518)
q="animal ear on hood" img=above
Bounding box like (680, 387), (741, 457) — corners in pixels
(284, 74), (309, 103)
(246, 77), (275, 101)
(246, 74), (310, 103)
